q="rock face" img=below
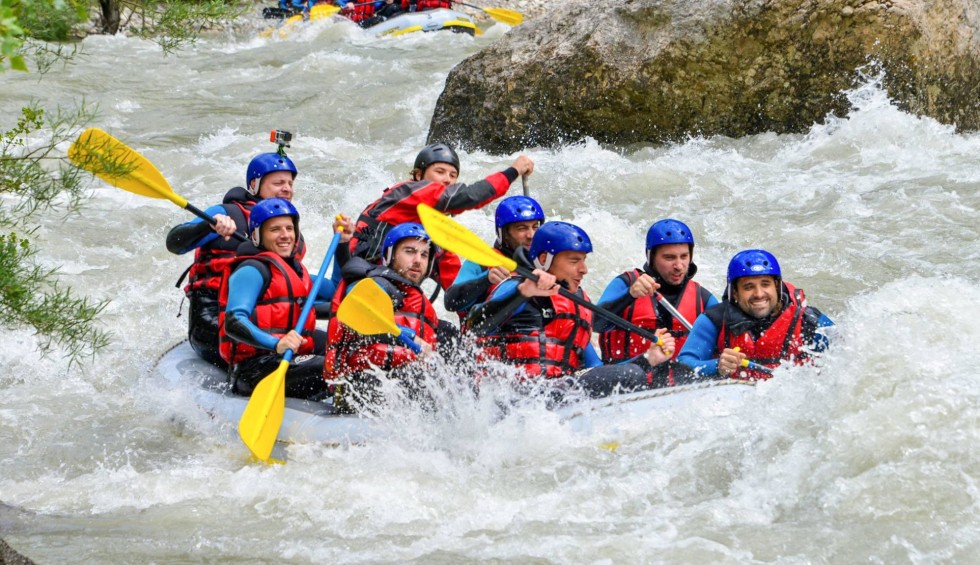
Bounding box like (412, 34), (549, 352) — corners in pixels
(1, 538), (36, 565)
(428, 0), (980, 152)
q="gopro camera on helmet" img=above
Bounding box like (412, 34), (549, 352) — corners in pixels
(270, 129), (292, 147)
(270, 129), (292, 157)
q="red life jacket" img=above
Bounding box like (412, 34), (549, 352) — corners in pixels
(342, 1), (375, 22)
(415, 0), (451, 10)
(184, 201), (251, 294)
(217, 251), (316, 365)
(598, 270), (708, 364)
(477, 290), (594, 379)
(180, 195), (306, 295)
(323, 276), (439, 379)
(717, 283), (808, 381)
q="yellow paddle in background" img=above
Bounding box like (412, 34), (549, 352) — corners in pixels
(68, 128), (247, 241)
(417, 203), (671, 354)
(238, 226), (345, 462)
(260, 3), (341, 38)
(280, 3), (341, 25)
(336, 279), (422, 352)
(452, 1), (523, 26)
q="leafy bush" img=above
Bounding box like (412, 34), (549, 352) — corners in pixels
(13, 0), (87, 42)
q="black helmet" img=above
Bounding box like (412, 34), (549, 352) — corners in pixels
(414, 142), (460, 174)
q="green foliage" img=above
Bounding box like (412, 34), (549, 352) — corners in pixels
(1, 103), (110, 364)
(13, 0), (87, 42)
(1, 1), (250, 364)
(121, 0), (249, 53)
(1, 0), (27, 71)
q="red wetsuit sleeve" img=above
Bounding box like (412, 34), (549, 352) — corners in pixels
(434, 168), (518, 215)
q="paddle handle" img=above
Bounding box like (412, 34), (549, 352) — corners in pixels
(732, 347), (774, 375)
(521, 174), (529, 197)
(184, 201), (248, 242)
(514, 266), (667, 350)
(739, 358), (774, 375)
(655, 292), (693, 331)
(397, 326), (423, 354)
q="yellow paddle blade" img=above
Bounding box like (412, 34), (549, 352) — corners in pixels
(600, 441), (621, 453)
(484, 7), (522, 26)
(68, 128), (187, 208)
(309, 4), (340, 20)
(417, 203), (518, 271)
(337, 279), (400, 336)
(238, 360), (288, 462)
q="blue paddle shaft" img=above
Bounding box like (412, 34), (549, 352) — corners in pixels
(185, 202), (248, 242)
(397, 326), (423, 354)
(514, 265), (665, 347)
(283, 230), (343, 361)
(743, 360), (774, 375)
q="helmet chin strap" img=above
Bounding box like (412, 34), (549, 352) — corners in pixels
(533, 252), (554, 271)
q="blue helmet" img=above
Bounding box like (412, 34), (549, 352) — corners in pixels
(529, 221), (592, 270)
(246, 153), (297, 195)
(646, 218), (694, 251)
(414, 143), (460, 175)
(248, 197), (299, 246)
(495, 196), (545, 248)
(727, 249), (781, 284)
(495, 196), (545, 229)
(382, 222), (435, 277)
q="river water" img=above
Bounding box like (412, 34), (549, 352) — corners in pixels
(2, 13), (979, 564)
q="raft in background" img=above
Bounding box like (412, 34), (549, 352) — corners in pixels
(155, 340), (756, 448)
(261, 4), (479, 39)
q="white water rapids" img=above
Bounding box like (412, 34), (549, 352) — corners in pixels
(1, 14), (979, 563)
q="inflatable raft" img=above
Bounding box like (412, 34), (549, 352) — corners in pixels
(366, 7), (478, 37)
(156, 341), (377, 445)
(156, 341), (756, 448)
(261, 5), (478, 39)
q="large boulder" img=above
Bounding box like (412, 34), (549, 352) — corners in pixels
(428, 0), (980, 152)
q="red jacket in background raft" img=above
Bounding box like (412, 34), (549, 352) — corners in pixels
(340, 0), (452, 23)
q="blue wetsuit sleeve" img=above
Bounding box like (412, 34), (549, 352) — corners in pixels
(165, 204), (227, 254)
(465, 279), (527, 334)
(453, 259), (489, 286)
(486, 279), (521, 304)
(313, 252), (345, 303)
(594, 277), (631, 333)
(675, 314), (722, 377)
(224, 265), (280, 352)
(444, 260), (492, 312)
(705, 293), (720, 308)
(810, 312), (835, 352)
(583, 343), (602, 368)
